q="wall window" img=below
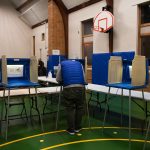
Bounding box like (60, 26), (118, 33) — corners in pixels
(138, 2), (150, 58)
(141, 4), (150, 24)
(41, 33), (45, 41)
(83, 20), (93, 35)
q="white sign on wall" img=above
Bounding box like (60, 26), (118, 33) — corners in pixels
(52, 49), (60, 55)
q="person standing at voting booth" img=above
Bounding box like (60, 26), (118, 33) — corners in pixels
(38, 59), (47, 76)
(56, 60), (86, 135)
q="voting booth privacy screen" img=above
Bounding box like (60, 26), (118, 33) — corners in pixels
(92, 51), (135, 85)
(0, 57), (39, 88)
(0, 58), (30, 83)
(47, 55), (66, 78)
(0, 61), (1, 82)
(47, 55), (85, 78)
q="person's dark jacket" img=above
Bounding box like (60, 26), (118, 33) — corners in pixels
(38, 60), (47, 76)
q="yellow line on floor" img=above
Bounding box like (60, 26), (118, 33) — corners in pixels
(0, 130), (65, 147)
(0, 126), (145, 148)
(41, 138), (150, 150)
(84, 126), (144, 130)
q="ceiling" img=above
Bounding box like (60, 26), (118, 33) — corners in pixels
(9, 0), (97, 28)
(10, 0), (48, 27)
(62, 0), (90, 9)
(10, 0), (27, 8)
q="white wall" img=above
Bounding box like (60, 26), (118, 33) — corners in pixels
(0, 0), (32, 58)
(113, 0), (138, 53)
(69, 0), (149, 56)
(68, 1), (109, 59)
(132, 0), (149, 5)
(113, 0), (149, 53)
(32, 23), (48, 67)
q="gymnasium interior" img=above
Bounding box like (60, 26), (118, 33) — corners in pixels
(0, 0), (150, 150)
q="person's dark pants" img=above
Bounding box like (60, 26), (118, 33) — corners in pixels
(62, 87), (85, 130)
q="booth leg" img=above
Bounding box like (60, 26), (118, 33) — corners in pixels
(5, 89), (10, 140)
(20, 98), (28, 123)
(0, 90), (5, 134)
(29, 88), (44, 132)
(55, 86), (62, 130)
(102, 87), (110, 133)
(85, 87), (91, 128)
(121, 89), (124, 126)
(143, 119), (150, 150)
(43, 96), (48, 115)
(35, 87), (44, 132)
(128, 90), (131, 150)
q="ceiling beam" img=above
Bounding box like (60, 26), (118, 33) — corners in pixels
(68, 0), (103, 13)
(32, 19), (48, 29)
(51, 0), (68, 14)
(106, 0), (113, 8)
(16, 0), (34, 11)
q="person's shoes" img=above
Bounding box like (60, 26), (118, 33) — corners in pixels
(66, 129), (75, 135)
(75, 128), (82, 133)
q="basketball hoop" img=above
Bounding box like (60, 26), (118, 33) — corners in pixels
(93, 10), (114, 33)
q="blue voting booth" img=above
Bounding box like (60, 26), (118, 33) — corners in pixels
(47, 52), (135, 83)
(47, 55), (85, 78)
(92, 51), (135, 85)
(47, 55), (66, 78)
(4, 58), (39, 88)
(0, 57), (39, 87)
(0, 61), (2, 86)
(1, 56), (43, 140)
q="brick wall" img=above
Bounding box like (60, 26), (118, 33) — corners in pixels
(48, 0), (66, 55)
